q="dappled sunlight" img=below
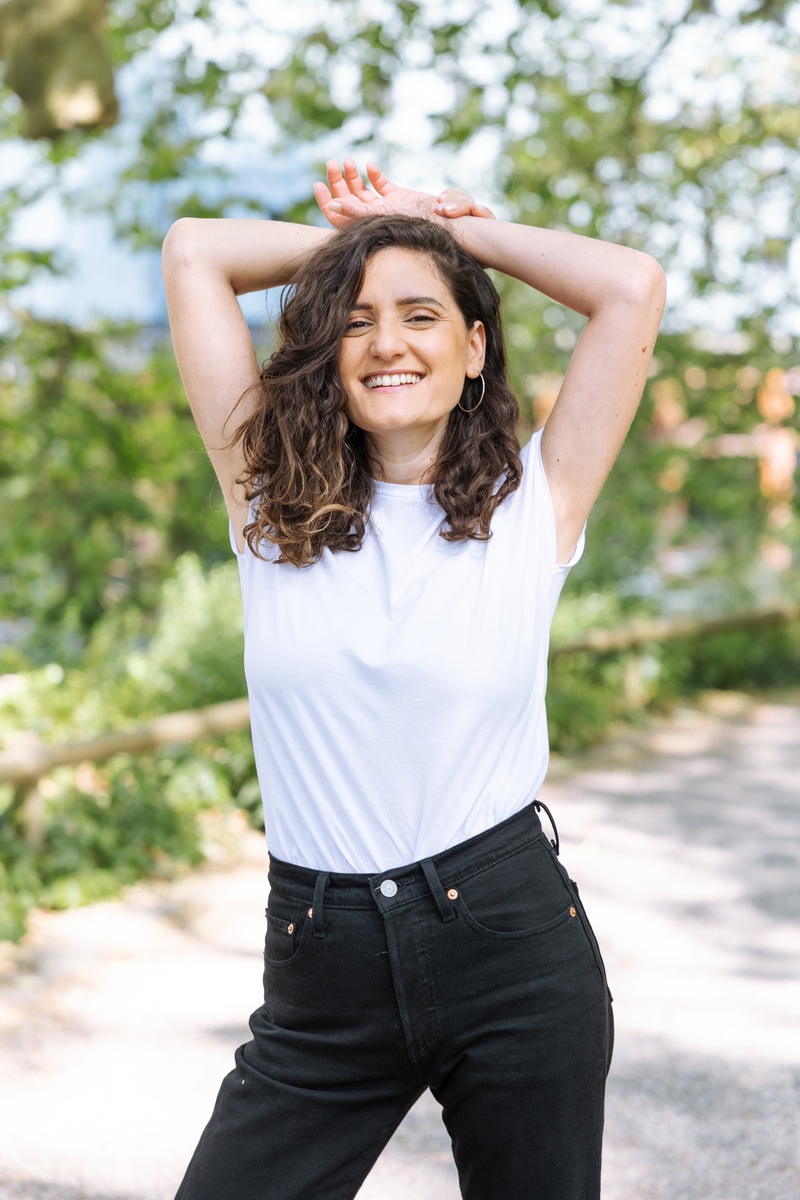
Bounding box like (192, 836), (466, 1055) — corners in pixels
(543, 701), (800, 1068)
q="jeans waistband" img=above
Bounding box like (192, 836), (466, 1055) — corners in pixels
(267, 799), (558, 916)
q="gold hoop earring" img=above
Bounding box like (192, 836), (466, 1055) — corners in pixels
(458, 372), (485, 414)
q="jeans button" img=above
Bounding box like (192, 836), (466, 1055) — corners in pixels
(379, 879), (398, 898)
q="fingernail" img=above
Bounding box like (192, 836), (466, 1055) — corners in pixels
(443, 203), (459, 213)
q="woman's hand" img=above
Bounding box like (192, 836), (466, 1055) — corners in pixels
(313, 159), (495, 229)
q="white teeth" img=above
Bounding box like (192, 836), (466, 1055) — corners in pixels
(365, 373), (423, 389)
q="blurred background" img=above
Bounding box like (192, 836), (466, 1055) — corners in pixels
(0, 0), (798, 944)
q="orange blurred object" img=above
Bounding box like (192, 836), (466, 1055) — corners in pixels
(753, 425), (798, 500)
(757, 369), (796, 424)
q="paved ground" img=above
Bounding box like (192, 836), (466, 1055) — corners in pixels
(1, 694), (798, 1200)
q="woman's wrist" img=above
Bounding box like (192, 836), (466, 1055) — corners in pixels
(439, 214), (501, 268)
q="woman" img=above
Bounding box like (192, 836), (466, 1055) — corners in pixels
(162, 159), (666, 1200)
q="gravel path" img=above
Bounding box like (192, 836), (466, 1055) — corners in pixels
(1, 695), (798, 1199)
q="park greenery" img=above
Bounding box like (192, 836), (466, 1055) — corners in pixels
(1, 0), (799, 939)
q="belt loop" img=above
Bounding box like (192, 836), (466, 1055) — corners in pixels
(421, 858), (456, 923)
(311, 871), (329, 939)
(534, 799), (560, 856)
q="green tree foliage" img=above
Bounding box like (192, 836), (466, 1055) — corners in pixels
(0, 322), (224, 634)
(0, 324), (230, 633)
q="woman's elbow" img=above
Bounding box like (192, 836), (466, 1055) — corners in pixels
(628, 253), (667, 314)
(161, 218), (202, 270)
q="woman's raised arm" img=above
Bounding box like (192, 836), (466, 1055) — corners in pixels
(444, 216), (666, 563)
(161, 218), (331, 534)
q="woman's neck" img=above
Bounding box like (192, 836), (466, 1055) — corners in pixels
(366, 425), (446, 485)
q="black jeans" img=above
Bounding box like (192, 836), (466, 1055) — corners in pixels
(175, 801), (614, 1200)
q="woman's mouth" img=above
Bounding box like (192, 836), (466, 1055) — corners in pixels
(363, 373), (424, 390)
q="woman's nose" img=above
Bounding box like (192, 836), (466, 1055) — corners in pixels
(369, 319), (405, 359)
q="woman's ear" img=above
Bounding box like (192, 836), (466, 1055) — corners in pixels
(468, 320), (487, 374)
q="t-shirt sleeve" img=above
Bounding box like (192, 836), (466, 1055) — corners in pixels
(523, 429), (587, 574)
(555, 525), (585, 574)
(229, 520), (245, 557)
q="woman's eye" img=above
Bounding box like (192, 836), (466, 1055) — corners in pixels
(345, 319), (370, 331)
(408, 314), (436, 324)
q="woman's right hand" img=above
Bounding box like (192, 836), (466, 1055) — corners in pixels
(313, 159), (495, 230)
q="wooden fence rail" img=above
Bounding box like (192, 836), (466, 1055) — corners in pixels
(1, 601), (797, 829)
(1, 698), (251, 789)
(547, 599), (799, 658)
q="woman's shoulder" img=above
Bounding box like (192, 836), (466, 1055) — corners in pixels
(519, 427), (543, 462)
(516, 428), (545, 491)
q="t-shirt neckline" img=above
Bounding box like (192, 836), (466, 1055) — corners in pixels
(371, 478), (433, 500)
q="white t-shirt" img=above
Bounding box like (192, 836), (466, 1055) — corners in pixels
(231, 429), (583, 873)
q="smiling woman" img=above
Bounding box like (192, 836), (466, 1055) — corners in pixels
(161, 157), (665, 1200)
(229, 215), (522, 567)
(338, 248), (485, 456)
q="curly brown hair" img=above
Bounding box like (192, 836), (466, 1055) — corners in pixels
(236, 214), (522, 566)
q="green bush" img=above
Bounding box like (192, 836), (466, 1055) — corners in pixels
(547, 617), (800, 754)
(0, 552), (256, 942)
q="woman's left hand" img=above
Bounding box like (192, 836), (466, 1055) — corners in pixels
(313, 159), (495, 230)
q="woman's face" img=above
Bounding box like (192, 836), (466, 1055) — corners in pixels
(337, 247), (485, 445)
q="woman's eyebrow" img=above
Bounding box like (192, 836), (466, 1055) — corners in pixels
(350, 295), (447, 311)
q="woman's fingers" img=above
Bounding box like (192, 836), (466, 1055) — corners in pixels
(342, 157), (375, 201)
(434, 187), (475, 217)
(313, 180), (332, 207)
(434, 189), (496, 220)
(317, 159), (381, 227)
(324, 160), (352, 200)
(313, 179), (353, 229)
(317, 158), (495, 227)
(365, 162), (395, 197)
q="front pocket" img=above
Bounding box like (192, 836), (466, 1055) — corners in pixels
(456, 896), (577, 941)
(264, 895), (309, 965)
(451, 836), (577, 939)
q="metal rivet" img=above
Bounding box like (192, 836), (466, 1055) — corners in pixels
(379, 879), (398, 898)
(287, 923), (295, 934)
(307, 907), (313, 918)
(569, 906), (577, 918)
(447, 888), (459, 900)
